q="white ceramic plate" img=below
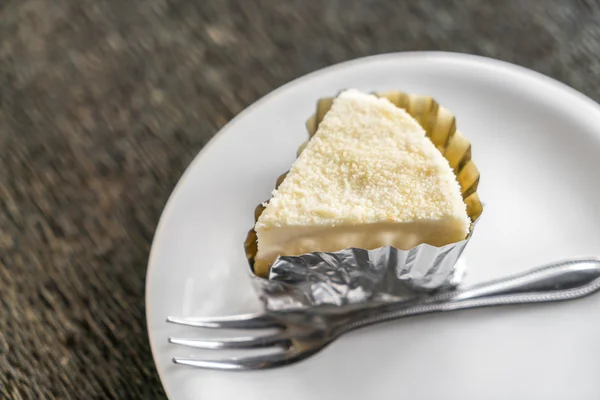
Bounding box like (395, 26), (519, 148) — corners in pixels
(146, 52), (600, 400)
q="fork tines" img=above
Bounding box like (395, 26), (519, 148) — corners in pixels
(167, 313), (300, 370)
(167, 313), (282, 329)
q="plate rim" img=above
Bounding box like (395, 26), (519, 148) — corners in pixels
(145, 51), (600, 399)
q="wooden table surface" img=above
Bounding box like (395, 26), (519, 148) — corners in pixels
(2, 0), (600, 398)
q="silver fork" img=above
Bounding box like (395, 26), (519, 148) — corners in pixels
(167, 258), (600, 370)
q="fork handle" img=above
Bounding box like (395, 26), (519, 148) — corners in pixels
(337, 258), (600, 335)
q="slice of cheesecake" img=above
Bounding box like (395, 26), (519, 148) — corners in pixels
(254, 89), (470, 276)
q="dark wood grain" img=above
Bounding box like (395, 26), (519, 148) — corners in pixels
(2, 0), (600, 398)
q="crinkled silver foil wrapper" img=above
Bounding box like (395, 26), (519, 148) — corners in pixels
(251, 233), (473, 311)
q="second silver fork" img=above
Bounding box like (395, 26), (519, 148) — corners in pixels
(168, 258), (600, 370)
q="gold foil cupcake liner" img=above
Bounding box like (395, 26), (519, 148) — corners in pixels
(245, 90), (483, 309)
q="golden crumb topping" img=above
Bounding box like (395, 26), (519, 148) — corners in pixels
(255, 89), (469, 233)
